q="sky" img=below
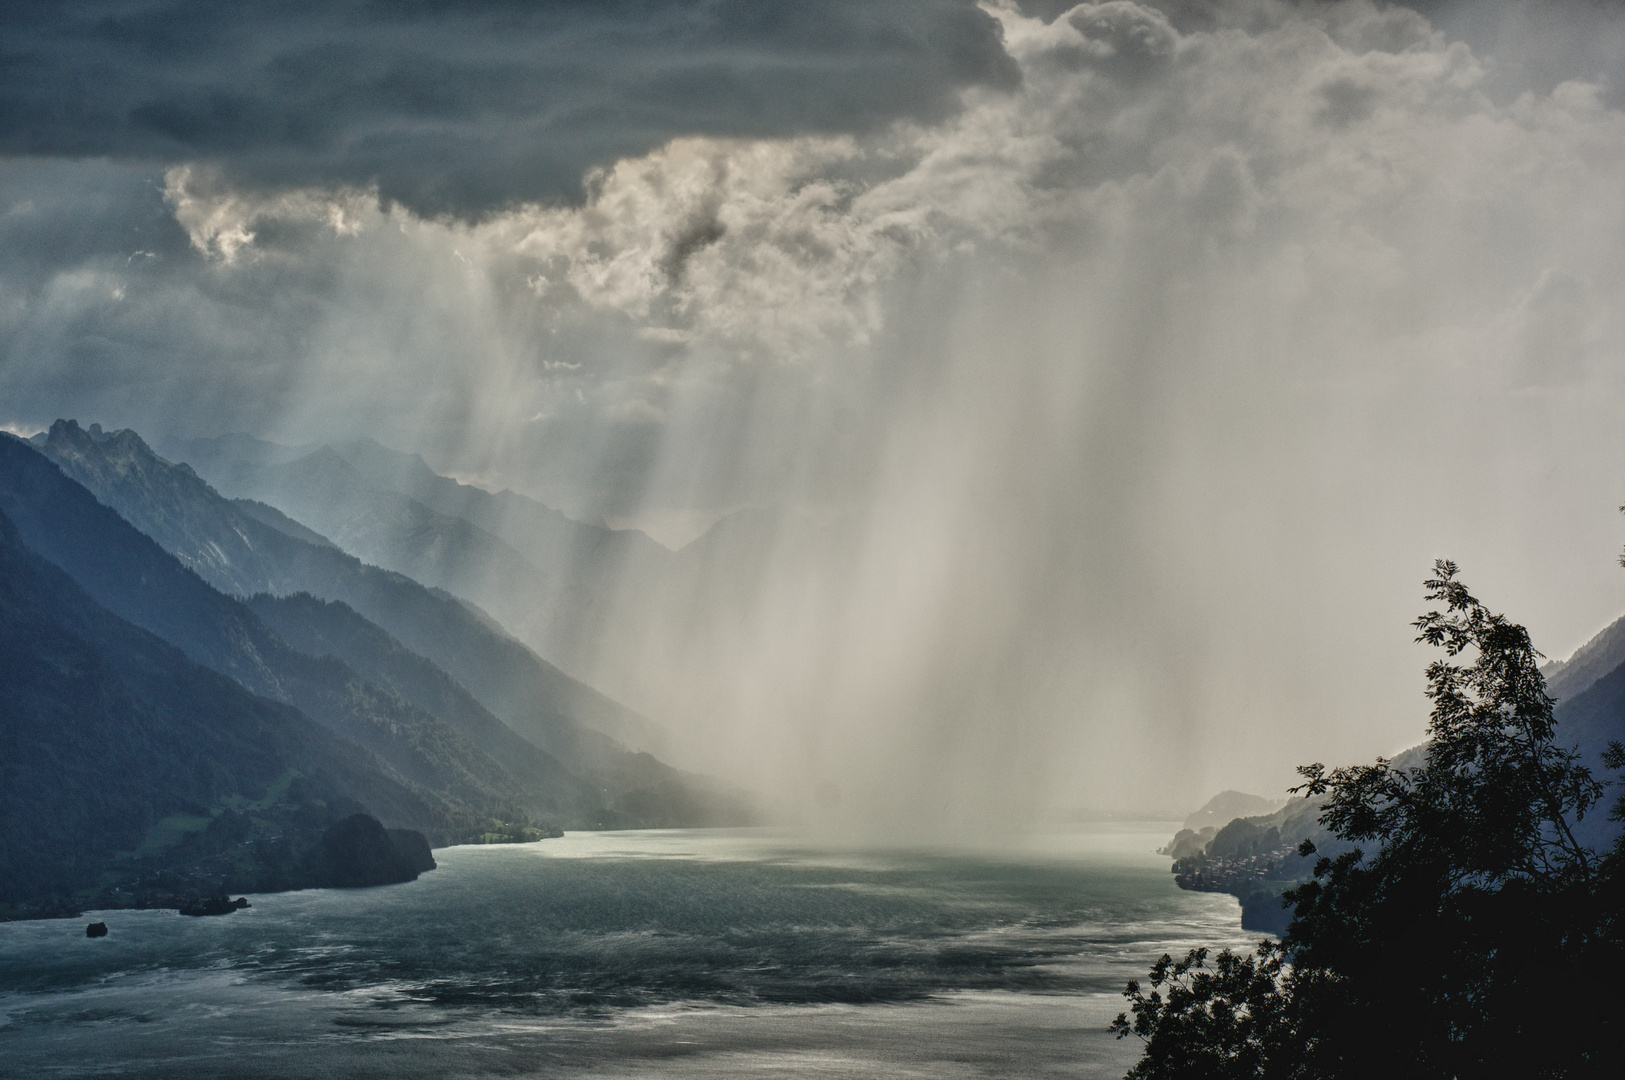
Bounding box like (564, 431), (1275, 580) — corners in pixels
(5, 0), (1625, 828)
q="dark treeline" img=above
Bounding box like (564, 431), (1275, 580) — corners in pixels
(1113, 561), (1625, 1079)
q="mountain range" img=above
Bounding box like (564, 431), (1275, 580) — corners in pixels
(53, 423), (673, 757)
(0, 500), (438, 918)
(23, 411), (1621, 927)
(161, 430), (845, 735)
(165, 432), (663, 692)
(0, 422), (752, 917)
(1169, 612), (1625, 932)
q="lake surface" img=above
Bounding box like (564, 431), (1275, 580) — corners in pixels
(0, 823), (1257, 1079)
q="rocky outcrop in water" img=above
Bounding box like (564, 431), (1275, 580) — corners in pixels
(303, 814), (435, 888)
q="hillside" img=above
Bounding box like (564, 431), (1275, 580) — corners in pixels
(1543, 613), (1625, 702)
(0, 506), (436, 918)
(164, 431), (848, 758)
(244, 592), (595, 820)
(1550, 659), (1625, 851)
(1168, 661), (1625, 934)
(1182, 790), (1284, 831)
(0, 433), (554, 836)
(215, 445), (547, 620)
(26, 422), (749, 826)
(169, 433), (669, 710)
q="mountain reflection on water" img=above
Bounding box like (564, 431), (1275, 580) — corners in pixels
(0, 824), (1255, 1078)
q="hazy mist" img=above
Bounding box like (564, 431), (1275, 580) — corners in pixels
(7, 0), (1625, 836)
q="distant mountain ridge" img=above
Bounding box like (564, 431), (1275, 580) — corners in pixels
(162, 431), (858, 752)
(231, 496), (339, 549)
(1543, 612), (1625, 703)
(1182, 790), (1284, 832)
(1167, 626), (1625, 932)
(229, 444), (545, 616)
(168, 433), (673, 718)
(0, 432), (526, 837)
(25, 421), (748, 827)
(170, 432), (670, 567)
(143, 422), (666, 750)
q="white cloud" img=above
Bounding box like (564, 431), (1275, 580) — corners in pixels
(163, 166), (373, 263)
(336, 0), (1617, 389)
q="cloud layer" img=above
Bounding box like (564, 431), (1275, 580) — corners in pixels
(1, 0), (1016, 217)
(7, 1), (1625, 827)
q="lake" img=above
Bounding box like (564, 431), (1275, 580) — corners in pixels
(0, 823), (1258, 1078)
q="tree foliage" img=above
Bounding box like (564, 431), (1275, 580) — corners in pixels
(1110, 942), (1325, 1080)
(1114, 561), (1625, 1079)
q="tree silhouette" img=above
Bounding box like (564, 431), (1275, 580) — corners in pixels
(1114, 561), (1625, 1079)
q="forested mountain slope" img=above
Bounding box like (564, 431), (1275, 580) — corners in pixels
(0, 436), (553, 832)
(25, 423), (748, 826)
(244, 592), (593, 817)
(0, 507), (436, 916)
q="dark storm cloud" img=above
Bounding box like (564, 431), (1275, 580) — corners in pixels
(0, 0), (1018, 218)
(0, 159), (340, 439)
(1014, 0), (1625, 104)
(9, 0), (1625, 823)
(0, 161), (184, 275)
